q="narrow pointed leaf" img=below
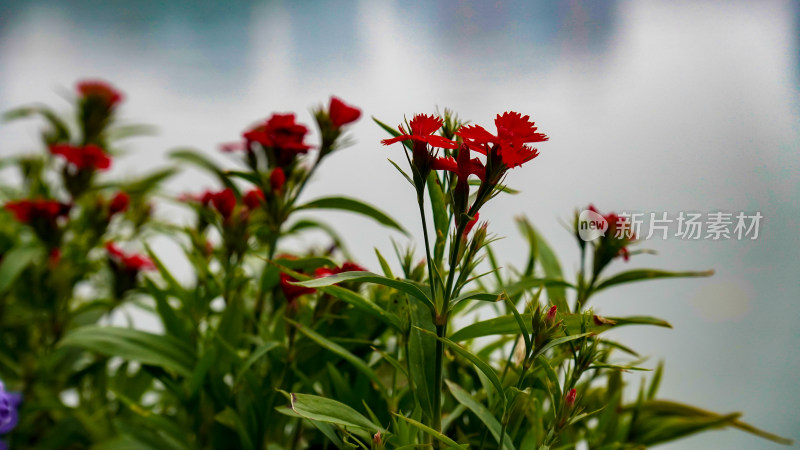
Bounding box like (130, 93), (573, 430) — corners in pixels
(296, 196), (406, 234)
(594, 269), (714, 292)
(392, 414), (467, 449)
(282, 391), (385, 434)
(446, 380), (516, 450)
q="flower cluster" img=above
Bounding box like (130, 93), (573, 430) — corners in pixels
(382, 111), (547, 231)
(50, 144), (111, 172)
(5, 199), (71, 225)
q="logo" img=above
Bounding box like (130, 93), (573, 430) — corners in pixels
(578, 209), (608, 241)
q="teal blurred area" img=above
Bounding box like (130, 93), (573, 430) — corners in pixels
(0, 1), (798, 448)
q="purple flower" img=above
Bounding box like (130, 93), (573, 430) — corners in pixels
(0, 382), (21, 434)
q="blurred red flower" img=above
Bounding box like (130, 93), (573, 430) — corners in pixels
(108, 192), (130, 216)
(280, 272), (316, 302)
(210, 188), (236, 219)
(105, 242), (155, 271)
(5, 199), (70, 224)
(243, 189), (264, 210)
(243, 113), (312, 155)
(77, 80), (123, 109)
(329, 97), (361, 128)
(50, 144), (111, 171)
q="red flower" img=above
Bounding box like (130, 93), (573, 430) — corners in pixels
(109, 192), (130, 216)
(456, 111), (548, 168)
(280, 272), (316, 302)
(329, 97), (361, 128)
(77, 80), (123, 109)
(5, 199), (70, 224)
(463, 212), (480, 235)
(431, 152), (485, 182)
(381, 114), (458, 150)
(243, 189), (264, 210)
(50, 144), (112, 171)
(243, 113), (312, 155)
(105, 242), (155, 271)
(209, 188), (236, 219)
(270, 168), (286, 192)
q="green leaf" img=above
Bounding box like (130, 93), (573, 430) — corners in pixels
(630, 400), (794, 446)
(417, 328), (505, 407)
(296, 196), (406, 234)
(3, 104), (70, 142)
(446, 380), (516, 450)
(144, 245), (185, 297)
(388, 159), (414, 187)
(392, 413), (467, 449)
(502, 293), (532, 359)
(451, 291), (501, 307)
(286, 319), (387, 395)
(593, 269), (714, 292)
(374, 248), (395, 278)
(503, 277), (576, 298)
(117, 168), (177, 196)
(60, 326), (196, 377)
(0, 243), (39, 294)
(427, 172), (449, 244)
(516, 218), (569, 311)
(236, 342), (280, 385)
(532, 333), (591, 360)
(281, 391), (385, 435)
(143, 278), (189, 342)
(450, 312), (671, 342)
(407, 298), (436, 417)
(276, 265), (402, 330)
(536, 356), (562, 402)
(295, 270), (434, 313)
(588, 363), (651, 371)
(225, 170), (261, 185)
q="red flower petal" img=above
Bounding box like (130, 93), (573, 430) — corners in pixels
(329, 97), (361, 128)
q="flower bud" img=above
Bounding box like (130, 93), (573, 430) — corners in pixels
(565, 388), (577, 408)
(546, 305), (557, 323)
(109, 191), (130, 216)
(243, 189), (264, 210)
(270, 168), (286, 192)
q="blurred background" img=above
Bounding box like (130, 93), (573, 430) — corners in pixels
(0, 0), (797, 448)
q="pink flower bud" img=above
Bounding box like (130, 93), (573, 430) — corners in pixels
(546, 305), (557, 323)
(566, 388), (577, 408)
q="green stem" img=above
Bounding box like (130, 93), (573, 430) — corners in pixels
(417, 194), (438, 304)
(432, 323), (447, 448)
